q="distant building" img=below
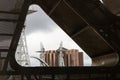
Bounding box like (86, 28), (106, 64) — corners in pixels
(37, 42), (84, 67)
(45, 49), (83, 67)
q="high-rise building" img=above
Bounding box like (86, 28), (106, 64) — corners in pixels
(45, 49), (83, 67)
(37, 42), (83, 67)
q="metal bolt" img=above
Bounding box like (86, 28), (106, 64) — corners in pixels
(99, 29), (104, 32)
(105, 34), (108, 37)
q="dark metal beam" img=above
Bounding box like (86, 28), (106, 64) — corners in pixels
(4, 0), (31, 71)
(0, 11), (20, 14)
(48, 0), (62, 15)
(0, 0), (33, 74)
(0, 71), (21, 75)
(0, 67), (120, 75)
(0, 57), (6, 59)
(91, 51), (114, 58)
(0, 49), (9, 52)
(0, 34), (13, 36)
(71, 26), (89, 38)
(0, 19), (20, 22)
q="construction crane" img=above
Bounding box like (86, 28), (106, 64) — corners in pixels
(15, 27), (30, 66)
(15, 10), (37, 66)
(39, 42), (45, 62)
(57, 42), (65, 66)
(34, 42), (49, 66)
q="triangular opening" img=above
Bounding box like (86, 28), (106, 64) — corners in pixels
(15, 4), (92, 67)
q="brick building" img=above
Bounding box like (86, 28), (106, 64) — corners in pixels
(45, 49), (83, 67)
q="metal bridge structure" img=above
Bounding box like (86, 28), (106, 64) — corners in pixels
(0, 0), (120, 79)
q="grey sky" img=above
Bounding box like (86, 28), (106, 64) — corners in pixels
(25, 5), (58, 34)
(25, 5), (92, 66)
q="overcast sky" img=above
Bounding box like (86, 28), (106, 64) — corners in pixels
(25, 5), (92, 66)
